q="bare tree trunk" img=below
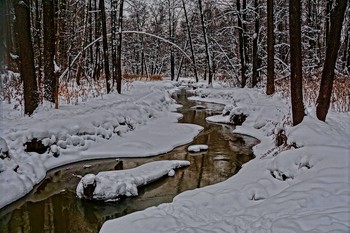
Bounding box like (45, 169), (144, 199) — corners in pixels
(111, 0), (118, 87)
(176, 40), (189, 81)
(182, 0), (198, 82)
(12, 0), (39, 115)
(198, 0), (212, 85)
(0, 0), (5, 72)
(92, 0), (100, 81)
(289, 0), (304, 125)
(266, 0), (275, 95)
(116, 0), (124, 94)
(75, 0), (88, 86)
(168, 0), (175, 81)
(316, 0), (347, 121)
(237, 0), (246, 87)
(100, 0), (111, 93)
(43, 0), (56, 103)
(325, 0), (333, 46)
(252, 0), (259, 87)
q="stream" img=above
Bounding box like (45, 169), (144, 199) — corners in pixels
(0, 89), (259, 233)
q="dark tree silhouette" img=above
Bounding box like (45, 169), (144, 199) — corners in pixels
(266, 0), (275, 95)
(289, 0), (304, 125)
(12, 0), (39, 115)
(316, 0), (348, 121)
(43, 0), (56, 103)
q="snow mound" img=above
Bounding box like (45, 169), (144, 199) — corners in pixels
(76, 160), (190, 201)
(100, 83), (350, 233)
(187, 144), (208, 152)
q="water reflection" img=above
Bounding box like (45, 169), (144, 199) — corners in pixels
(0, 89), (259, 233)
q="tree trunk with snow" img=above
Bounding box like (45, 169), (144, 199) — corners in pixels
(316, 0), (348, 121)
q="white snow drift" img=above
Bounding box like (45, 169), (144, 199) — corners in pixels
(76, 160), (190, 201)
(100, 80), (350, 233)
(187, 144), (208, 152)
(0, 81), (202, 209)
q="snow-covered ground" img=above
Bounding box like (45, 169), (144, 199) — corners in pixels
(100, 81), (350, 233)
(1, 79), (349, 232)
(0, 81), (202, 209)
(76, 160), (190, 201)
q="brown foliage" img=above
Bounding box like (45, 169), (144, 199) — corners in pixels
(276, 75), (350, 112)
(122, 73), (163, 81)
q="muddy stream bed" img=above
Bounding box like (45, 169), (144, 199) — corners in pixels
(0, 90), (259, 233)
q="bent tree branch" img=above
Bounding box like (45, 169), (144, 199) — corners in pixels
(60, 31), (192, 81)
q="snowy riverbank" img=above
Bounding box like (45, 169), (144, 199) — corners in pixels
(100, 81), (350, 233)
(0, 81), (202, 209)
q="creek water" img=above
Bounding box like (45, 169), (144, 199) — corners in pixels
(0, 90), (259, 233)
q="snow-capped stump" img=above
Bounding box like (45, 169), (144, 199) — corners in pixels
(191, 105), (206, 110)
(76, 160), (190, 201)
(229, 113), (247, 125)
(222, 104), (235, 116)
(187, 144), (208, 153)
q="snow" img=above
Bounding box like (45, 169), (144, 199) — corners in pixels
(0, 81), (202, 209)
(76, 160), (190, 201)
(1, 78), (349, 232)
(99, 81), (350, 233)
(187, 144), (208, 152)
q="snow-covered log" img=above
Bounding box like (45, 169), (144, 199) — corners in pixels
(76, 160), (190, 201)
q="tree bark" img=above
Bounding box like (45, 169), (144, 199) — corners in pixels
(289, 0), (304, 125)
(316, 0), (347, 121)
(0, 0), (5, 72)
(116, 0), (124, 94)
(182, 0), (199, 82)
(12, 0), (39, 115)
(237, 0), (246, 87)
(100, 0), (111, 93)
(111, 0), (118, 87)
(266, 0), (275, 95)
(43, 0), (56, 103)
(168, 0), (175, 81)
(252, 0), (259, 87)
(198, 0), (212, 85)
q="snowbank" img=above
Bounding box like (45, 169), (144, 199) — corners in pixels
(187, 144), (208, 152)
(0, 81), (202, 209)
(76, 160), (190, 201)
(100, 82), (350, 233)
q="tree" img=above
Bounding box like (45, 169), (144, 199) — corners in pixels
(237, 0), (245, 87)
(252, 0), (260, 87)
(0, 0), (5, 73)
(100, 0), (111, 93)
(43, 0), (56, 103)
(116, 0), (124, 94)
(266, 0), (275, 95)
(289, 0), (304, 125)
(316, 0), (348, 121)
(12, 0), (39, 115)
(198, 0), (213, 85)
(182, 0), (198, 82)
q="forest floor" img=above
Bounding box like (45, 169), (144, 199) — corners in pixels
(1, 79), (349, 232)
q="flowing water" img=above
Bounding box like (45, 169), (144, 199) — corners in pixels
(0, 90), (259, 233)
